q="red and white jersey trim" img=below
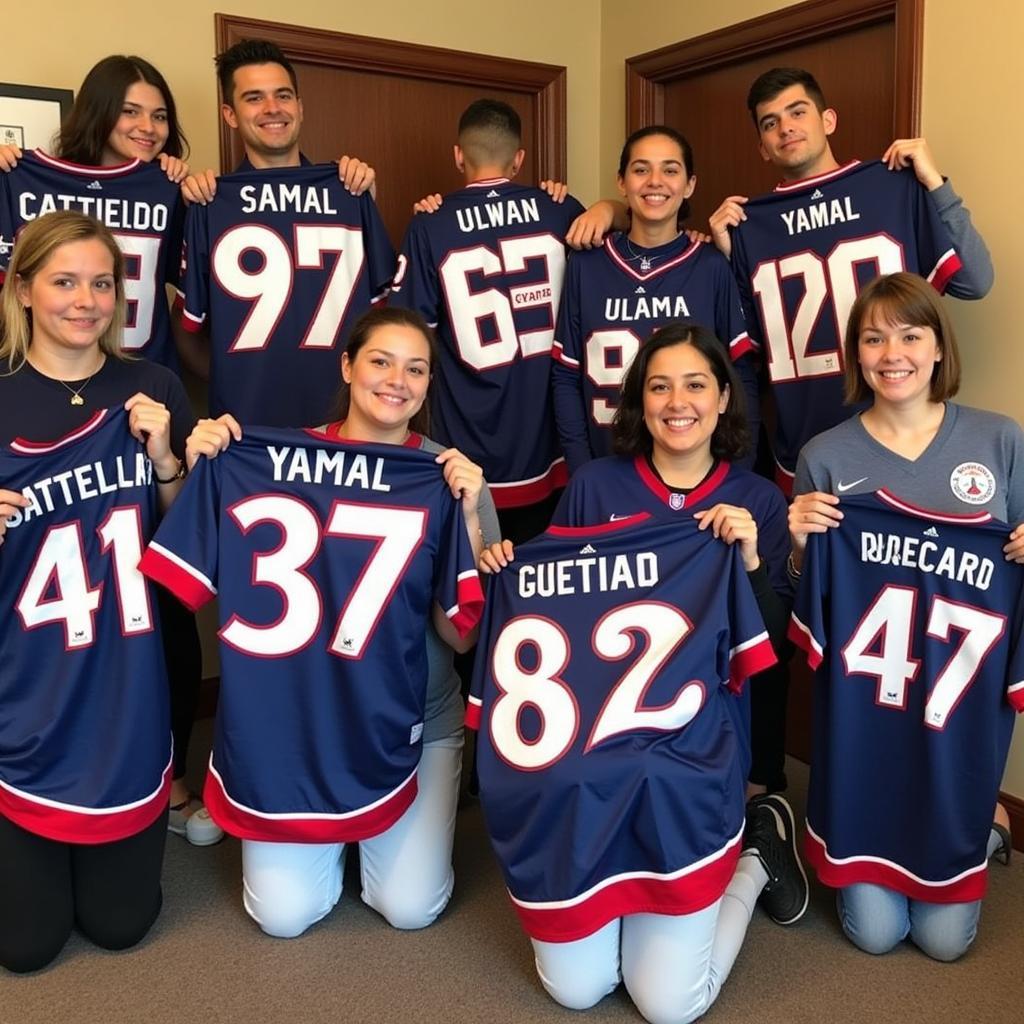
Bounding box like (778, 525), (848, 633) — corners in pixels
(0, 752), (172, 845)
(804, 819), (989, 903)
(927, 249), (962, 294)
(874, 489), (993, 524)
(446, 572), (486, 636)
(728, 633), (777, 693)
(32, 149), (142, 177)
(140, 543), (217, 611)
(488, 458), (569, 509)
(508, 824), (744, 942)
(202, 757), (418, 843)
(10, 409), (109, 453)
(602, 235), (702, 283)
(773, 160), (861, 193)
(551, 339), (579, 369)
(788, 612), (824, 669)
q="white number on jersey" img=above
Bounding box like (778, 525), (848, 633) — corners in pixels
(585, 329), (641, 425)
(114, 232), (161, 351)
(489, 602), (706, 770)
(212, 224), (365, 352)
(439, 233), (566, 371)
(841, 584), (1006, 730)
(219, 495), (425, 659)
(15, 506), (152, 648)
(751, 234), (904, 383)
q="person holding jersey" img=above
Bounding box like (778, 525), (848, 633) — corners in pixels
(0, 211), (192, 971)
(789, 272), (1021, 961)
(479, 322), (806, 1024)
(550, 126), (759, 479)
(172, 307), (495, 937)
(0, 53), (217, 846)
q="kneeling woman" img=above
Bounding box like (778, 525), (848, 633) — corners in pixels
(0, 211), (193, 971)
(478, 323), (806, 1024)
(159, 307), (496, 937)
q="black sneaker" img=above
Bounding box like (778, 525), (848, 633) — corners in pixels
(743, 794), (809, 925)
(991, 822), (1012, 867)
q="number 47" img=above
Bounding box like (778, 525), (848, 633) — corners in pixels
(841, 585), (1006, 730)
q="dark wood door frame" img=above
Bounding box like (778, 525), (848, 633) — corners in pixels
(215, 14), (567, 179)
(626, 0), (924, 137)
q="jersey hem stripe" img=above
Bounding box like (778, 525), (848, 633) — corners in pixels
(728, 634), (777, 692)
(139, 544), (217, 611)
(0, 753), (172, 845)
(202, 760), (419, 843)
(489, 460), (569, 508)
(804, 820), (988, 902)
(928, 249), (963, 294)
(788, 613), (823, 669)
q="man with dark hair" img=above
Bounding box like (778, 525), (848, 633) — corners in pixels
(709, 66), (992, 494)
(392, 98), (584, 542)
(175, 39), (395, 427)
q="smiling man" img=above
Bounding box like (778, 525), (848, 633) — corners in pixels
(175, 41), (395, 427)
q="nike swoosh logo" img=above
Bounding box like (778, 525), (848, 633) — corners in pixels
(609, 513), (631, 521)
(836, 478), (868, 493)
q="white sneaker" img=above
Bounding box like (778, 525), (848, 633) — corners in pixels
(184, 806), (224, 847)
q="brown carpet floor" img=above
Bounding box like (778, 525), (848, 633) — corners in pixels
(6, 727), (1023, 1024)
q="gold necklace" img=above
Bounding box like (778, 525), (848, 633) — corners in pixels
(57, 372), (96, 406)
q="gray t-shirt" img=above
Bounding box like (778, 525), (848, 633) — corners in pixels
(417, 435), (500, 741)
(794, 402), (1024, 525)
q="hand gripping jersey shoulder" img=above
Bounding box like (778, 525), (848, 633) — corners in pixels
(391, 181), (585, 507)
(0, 151), (186, 372)
(0, 408), (172, 842)
(140, 428), (483, 842)
(552, 236), (753, 461)
(467, 514), (776, 941)
(788, 491), (1024, 901)
(731, 160), (962, 486)
(178, 163), (397, 427)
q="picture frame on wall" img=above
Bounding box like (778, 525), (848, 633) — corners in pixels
(0, 82), (74, 151)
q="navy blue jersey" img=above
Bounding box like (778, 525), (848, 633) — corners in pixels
(0, 151), (186, 372)
(731, 160), (961, 491)
(552, 455), (792, 602)
(391, 180), (584, 508)
(140, 427), (483, 843)
(788, 491), (1024, 901)
(178, 163), (397, 427)
(551, 234), (755, 472)
(468, 515), (775, 941)
(0, 408), (172, 843)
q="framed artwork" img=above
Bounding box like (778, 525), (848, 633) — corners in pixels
(0, 82), (74, 151)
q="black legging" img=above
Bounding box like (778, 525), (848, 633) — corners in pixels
(0, 809), (167, 973)
(157, 589), (203, 779)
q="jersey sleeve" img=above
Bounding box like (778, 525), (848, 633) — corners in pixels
(726, 550), (778, 691)
(727, 226), (763, 351)
(139, 456), (222, 610)
(1006, 591), (1024, 713)
(787, 529), (830, 669)
(390, 216), (440, 324)
(464, 576), (502, 731)
(162, 191), (187, 290)
(177, 203), (211, 333)
(357, 192), (397, 304)
(551, 255), (593, 474)
(907, 170), (963, 294)
(0, 168), (19, 282)
(433, 497), (485, 639)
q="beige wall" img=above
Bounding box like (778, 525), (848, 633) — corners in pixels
(5, 0), (604, 202)
(599, 0), (1024, 796)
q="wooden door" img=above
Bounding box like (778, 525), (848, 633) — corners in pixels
(216, 15), (567, 249)
(625, 0), (923, 762)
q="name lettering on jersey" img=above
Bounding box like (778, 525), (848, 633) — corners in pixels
(518, 552), (659, 598)
(239, 184), (339, 216)
(860, 532), (994, 591)
(265, 445), (391, 492)
(604, 295), (691, 322)
(18, 192), (169, 232)
(455, 198), (540, 234)
(779, 196), (860, 236)
(5, 454), (151, 530)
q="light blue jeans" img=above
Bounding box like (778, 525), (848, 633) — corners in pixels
(837, 884), (981, 962)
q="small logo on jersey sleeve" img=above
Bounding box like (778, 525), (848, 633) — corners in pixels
(950, 462), (996, 505)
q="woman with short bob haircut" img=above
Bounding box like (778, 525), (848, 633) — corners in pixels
(790, 271), (1024, 962)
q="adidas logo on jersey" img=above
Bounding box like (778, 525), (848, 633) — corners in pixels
(635, 286), (646, 294)
(923, 526), (940, 538)
(810, 188), (824, 199)
(486, 189), (501, 198)
(86, 180), (103, 190)
(579, 543), (598, 555)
